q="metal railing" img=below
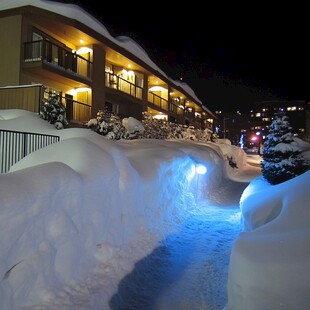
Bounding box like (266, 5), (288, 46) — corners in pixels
(24, 40), (92, 81)
(42, 91), (92, 123)
(0, 129), (60, 174)
(105, 72), (143, 99)
(148, 92), (169, 111)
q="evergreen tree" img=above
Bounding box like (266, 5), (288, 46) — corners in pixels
(40, 94), (69, 129)
(261, 111), (309, 185)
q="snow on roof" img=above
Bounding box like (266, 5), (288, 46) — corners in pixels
(115, 35), (169, 79)
(0, 0), (206, 107)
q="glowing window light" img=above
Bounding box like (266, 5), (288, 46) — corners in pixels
(153, 114), (167, 120)
(195, 164), (207, 175)
(76, 47), (92, 54)
(149, 86), (166, 92)
(75, 87), (91, 92)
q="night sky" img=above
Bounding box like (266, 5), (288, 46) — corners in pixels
(52, 1), (309, 112)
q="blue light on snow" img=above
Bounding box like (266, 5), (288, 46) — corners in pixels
(195, 164), (207, 175)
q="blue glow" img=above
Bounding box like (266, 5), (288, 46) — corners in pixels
(187, 164), (196, 180)
(239, 134), (244, 148)
(195, 164), (207, 175)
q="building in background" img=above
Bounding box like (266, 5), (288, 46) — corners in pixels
(216, 100), (310, 153)
(0, 1), (215, 131)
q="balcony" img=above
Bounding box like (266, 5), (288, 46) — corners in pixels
(148, 92), (169, 111)
(23, 40), (92, 83)
(105, 72), (143, 99)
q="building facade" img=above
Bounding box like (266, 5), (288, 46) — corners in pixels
(247, 100), (309, 144)
(0, 1), (215, 131)
(216, 100), (310, 151)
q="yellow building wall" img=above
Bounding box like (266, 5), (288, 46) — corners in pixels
(0, 15), (22, 86)
(0, 85), (42, 113)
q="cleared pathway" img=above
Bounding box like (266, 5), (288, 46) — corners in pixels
(109, 162), (261, 310)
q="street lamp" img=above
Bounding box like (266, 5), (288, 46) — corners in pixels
(250, 132), (261, 155)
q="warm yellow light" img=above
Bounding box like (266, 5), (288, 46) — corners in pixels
(149, 86), (166, 92)
(79, 39), (84, 44)
(76, 87), (91, 92)
(153, 114), (168, 120)
(76, 47), (92, 54)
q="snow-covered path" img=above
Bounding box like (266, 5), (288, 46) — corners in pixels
(108, 177), (251, 310)
(154, 207), (242, 310)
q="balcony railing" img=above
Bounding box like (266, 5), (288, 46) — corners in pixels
(43, 91), (92, 123)
(148, 92), (169, 111)
(105, 72), (143, 99)
(169, 101), (184, 116)
(24, 40), (92, 81)
(0, 129), (60, 174)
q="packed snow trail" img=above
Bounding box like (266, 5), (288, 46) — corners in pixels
(109, 179), (248, 310)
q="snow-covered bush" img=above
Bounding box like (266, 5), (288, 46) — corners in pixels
(261, 111), (309, 185)
(122, 117), (145, 139)
(85, 109), (144, 140)
(141, 112), (212, 142)
(40, 94), (69, 129)
(86, 110), (215, 142)
(141, 112), (171, 139)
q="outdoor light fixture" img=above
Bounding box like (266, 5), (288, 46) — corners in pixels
(195, 163), (207, 175)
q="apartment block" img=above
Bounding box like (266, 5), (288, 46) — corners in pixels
(216, 100), (310, 150)
(0, 0), (215, 131)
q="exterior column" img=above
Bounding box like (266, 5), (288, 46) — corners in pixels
(91, 44), (106, 118)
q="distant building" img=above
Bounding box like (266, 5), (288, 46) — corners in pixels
(215, 100), (310, 150)
(249, 100), (310, 142)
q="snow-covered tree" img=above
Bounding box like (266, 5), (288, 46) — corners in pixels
(40, 94), (69, 129)
(261, 110), (309, 185)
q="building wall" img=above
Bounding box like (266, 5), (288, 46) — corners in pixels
(0, 5), (215, 129)
(0, 84), (42, 112)
(0, 15), (22, 86)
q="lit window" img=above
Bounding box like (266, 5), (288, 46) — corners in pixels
(287, 106), (296, 111)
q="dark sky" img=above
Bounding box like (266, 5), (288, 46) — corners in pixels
(52, 1), (309, 112)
